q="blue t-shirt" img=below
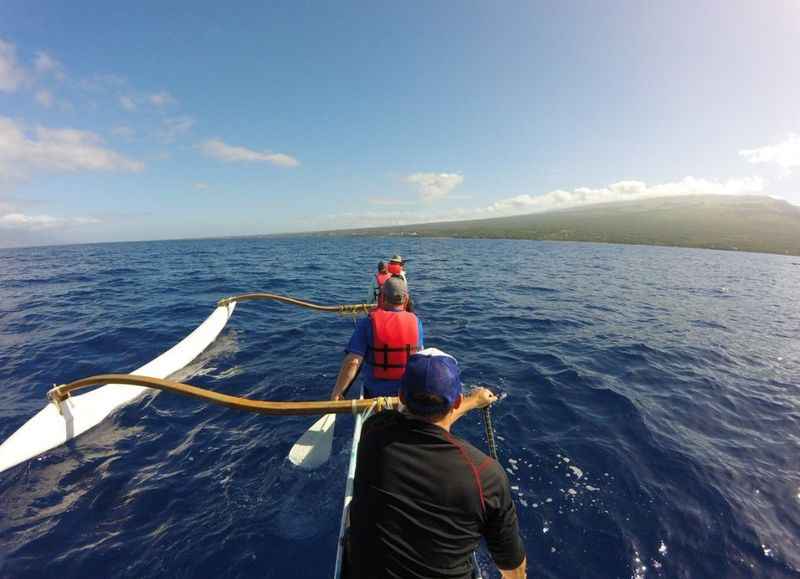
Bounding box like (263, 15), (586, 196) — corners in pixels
(346, 311), (424, 397)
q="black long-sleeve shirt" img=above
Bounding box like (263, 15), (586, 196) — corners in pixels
(347, 410), (525, 579)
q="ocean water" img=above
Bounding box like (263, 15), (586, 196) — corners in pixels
(0, 237), (798, 579)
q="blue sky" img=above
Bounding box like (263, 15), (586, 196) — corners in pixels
(1, 1), (799, 247)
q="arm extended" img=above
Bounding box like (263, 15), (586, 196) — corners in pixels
(450, 387), (497, 424)
(331, 353), (363, 400)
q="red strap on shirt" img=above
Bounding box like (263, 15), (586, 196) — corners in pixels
(443, 431), (486, 514)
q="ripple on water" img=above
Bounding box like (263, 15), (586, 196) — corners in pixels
(0, 238), (799, 578)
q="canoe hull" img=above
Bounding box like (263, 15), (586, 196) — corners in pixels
(333, 387), (365, 578)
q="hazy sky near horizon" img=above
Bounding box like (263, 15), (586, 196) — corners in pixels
(1, 1), (799, 247)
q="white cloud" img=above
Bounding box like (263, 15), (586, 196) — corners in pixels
(367, 197), (416, 206)
(739, 135), (800, 173)
(0, 116), (144, 182)
(35, 89), (53, 108)
(158, 116), (194, 142)
(0, 197), (100, 231)
(199, 139), (299, 167)
(193, 182), (209, 190)
(34, 51), (65, 80)
(149, 91), (176, 108)
(483, 177), (766, 215)
(119, 95), (137, 111)
(406, 172), (464, 201)
(322, 176), (770, 229)
(0, 38), (27, 92)
(0, 211), (100, 230)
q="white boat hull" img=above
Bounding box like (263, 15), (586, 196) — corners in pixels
(333, 387), (365, 578)
(0, 302), (235, 474)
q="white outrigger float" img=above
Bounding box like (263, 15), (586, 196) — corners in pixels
(0, 293), (494, 578)
(0, 301), (236, 474)
(0, 293), (376, 475)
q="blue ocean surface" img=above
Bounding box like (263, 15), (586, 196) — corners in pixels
(0, 237), (798, 579)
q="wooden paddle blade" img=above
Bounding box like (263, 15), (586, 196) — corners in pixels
(288, 413), (336, 469)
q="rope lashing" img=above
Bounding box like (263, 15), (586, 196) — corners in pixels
(217, 293), (375, 315)
(46, 374), (398, 417)
(338, 303), (374, 316)
(482, 405), (499, 461)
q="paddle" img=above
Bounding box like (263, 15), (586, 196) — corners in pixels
(288, 413), (337, 469)
(288, 366), (363, 469)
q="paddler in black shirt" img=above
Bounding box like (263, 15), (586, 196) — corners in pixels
(345, 348), (527, 579)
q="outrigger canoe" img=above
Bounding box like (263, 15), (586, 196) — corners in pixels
(0, 293), (372, 474)
(0, 292), (492, 578)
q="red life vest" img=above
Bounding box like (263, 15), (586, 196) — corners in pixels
(369, 309), (420, 380)
(373, 271), (392, 304)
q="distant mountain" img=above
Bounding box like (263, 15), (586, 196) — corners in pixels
(321, 195), (800, 256)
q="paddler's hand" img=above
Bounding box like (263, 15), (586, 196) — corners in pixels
(467, 387), (497, 409)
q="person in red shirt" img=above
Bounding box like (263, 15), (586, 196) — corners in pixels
(369, 261), (392, 304)
(387, 254), (406, 280)
(386, 254), (415, 312)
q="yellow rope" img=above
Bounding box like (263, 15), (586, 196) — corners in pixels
(47, 374), (397, 417)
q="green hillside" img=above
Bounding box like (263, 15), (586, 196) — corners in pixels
(323, 195), (800, 256)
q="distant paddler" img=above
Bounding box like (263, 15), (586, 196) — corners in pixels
(344, 349), (527, 578)
(291, 277), (420, 469)
(386, 254), (415, 312)
(387, 254), (407, 281)
(368, 260), (392, 304)
(331, 276), (423, 400)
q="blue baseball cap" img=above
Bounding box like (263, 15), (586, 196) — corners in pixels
(400, 348), (462, 415)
